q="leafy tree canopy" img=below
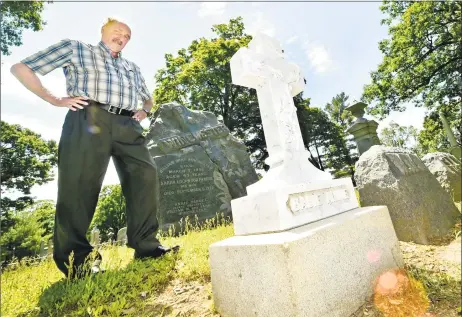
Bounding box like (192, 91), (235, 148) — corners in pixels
(362, 1), (461, 117)
(1, 1), (48, 55)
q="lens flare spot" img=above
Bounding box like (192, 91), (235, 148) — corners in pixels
(88, 125), (101, 134)
(367, 249), (382, 263)
(377, 271), (398, 292)
(373, 269), (429, 316)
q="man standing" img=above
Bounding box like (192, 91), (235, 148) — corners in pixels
(11, 18), (178, 278)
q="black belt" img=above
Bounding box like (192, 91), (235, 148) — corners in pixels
(89, 100), (135, 117)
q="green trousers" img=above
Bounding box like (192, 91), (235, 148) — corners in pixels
(54, 105), (161, 277)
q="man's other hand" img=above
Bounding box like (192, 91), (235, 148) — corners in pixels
(132, 110), (147, 121)
(53, 96), (89, 111)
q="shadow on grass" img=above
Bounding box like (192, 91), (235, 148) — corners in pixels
(25, 254), (178, 317)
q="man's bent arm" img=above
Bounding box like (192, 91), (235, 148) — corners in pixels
(10, 63), (60, 105)
(142, 98), (153, 113)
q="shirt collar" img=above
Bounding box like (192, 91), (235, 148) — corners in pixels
(98, 41), (122, 58)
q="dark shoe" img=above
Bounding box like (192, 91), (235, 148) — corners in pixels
(134, 245), (180, 260)
(90, 261), (106, 275)
(71, 259), (105, 279)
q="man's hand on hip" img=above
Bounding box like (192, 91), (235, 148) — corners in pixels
(132, 110), (147, 122)
(52, 96), (89, 111)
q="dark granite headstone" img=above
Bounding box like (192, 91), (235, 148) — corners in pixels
(147, 103), (258, 232)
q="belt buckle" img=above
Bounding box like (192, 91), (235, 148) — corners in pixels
(108, 105), (122, 115)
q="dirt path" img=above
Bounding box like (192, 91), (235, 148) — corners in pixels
(437, 237), (461, 267)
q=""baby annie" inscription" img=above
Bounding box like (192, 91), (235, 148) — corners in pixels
(287, 186), (351, 215)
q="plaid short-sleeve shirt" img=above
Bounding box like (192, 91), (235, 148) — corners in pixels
(21, 39), (151, 111)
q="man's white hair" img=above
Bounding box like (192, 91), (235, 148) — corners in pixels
(101, 17), (130, 33)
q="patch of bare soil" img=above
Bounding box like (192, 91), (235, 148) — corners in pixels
(144, 279), (220, 317)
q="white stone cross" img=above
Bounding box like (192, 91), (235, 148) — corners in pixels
(230, 33), (331, 194)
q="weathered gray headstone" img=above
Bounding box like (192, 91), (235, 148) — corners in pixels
(422, 152), (461, 202)
(117, 227), (128, 245)
(39, 239), (53, 257)
(39, 240), (47, 257)
(47, 239), (53, 255)
(90, 228), (100, 246)
(107, 231), (115, 244)
(147, 103), (258, 232)
(355, 145), (460, 244)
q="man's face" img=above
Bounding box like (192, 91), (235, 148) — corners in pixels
(101, 22), (131, 54)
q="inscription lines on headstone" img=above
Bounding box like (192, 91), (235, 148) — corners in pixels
(175, 185), (214, 194)
(160, 158), (215, 196)
(160, 176), (213, 186)
(385, 153), (427, 177)
(167, 199), (210, 215)
(287, 187), (351, 215)
(325, 189), (350, 205)
(158, 124), (229, 152)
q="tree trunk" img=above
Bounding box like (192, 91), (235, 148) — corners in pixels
(314, 142), (324, 171)
(307, 148), (321, 170)
(222, 84), (230, 128)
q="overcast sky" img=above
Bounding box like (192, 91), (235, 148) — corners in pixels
(1, 1), (427, 201)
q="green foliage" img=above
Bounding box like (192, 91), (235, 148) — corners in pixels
(91, 185), (127, 242)
(0, 200), (55, 263)
(1, 121), (58, 243)
(25, 200), (56, 238)
(295, 97), (355, 179)
(418, 113), (451, 154)
(324, 92), (355, 130)
(1, 196), (33, 229)
(0, 121), (57, 264)
(0, 0), (48, 55)
(323, 92), (358, 179)
(1, 210), (45, 262)
(380, 121), (421, 154)
(362, 1), (462, 117)
(418, 105), (461, 154)
(153, 17), (269, 169)
(1, 121), (58, 196)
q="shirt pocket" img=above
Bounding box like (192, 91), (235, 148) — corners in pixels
(73, 54), (104, 77)
(122, 61), (137, 88)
